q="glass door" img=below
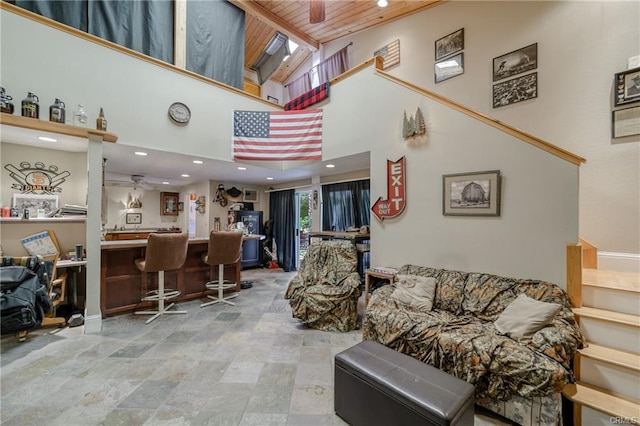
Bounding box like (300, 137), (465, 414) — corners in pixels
(295, 190), (312, 268)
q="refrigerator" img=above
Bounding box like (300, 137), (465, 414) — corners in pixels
(228, 210), (263, 269)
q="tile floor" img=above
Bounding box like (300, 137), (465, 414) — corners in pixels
(1, 268), (514, 425)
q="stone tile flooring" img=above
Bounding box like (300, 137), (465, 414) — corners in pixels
(1, 268), (513, 425)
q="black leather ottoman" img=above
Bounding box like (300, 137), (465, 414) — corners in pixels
(334, 340), (475, 426)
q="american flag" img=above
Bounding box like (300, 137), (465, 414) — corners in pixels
(233, 109), (323, 161)
(373, 39), (400, 70)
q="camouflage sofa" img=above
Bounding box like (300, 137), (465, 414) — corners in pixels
(285, 240), (362, 332)
(363, 264), (586, 425)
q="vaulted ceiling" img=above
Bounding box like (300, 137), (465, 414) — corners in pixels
(233, 0), (444, 84)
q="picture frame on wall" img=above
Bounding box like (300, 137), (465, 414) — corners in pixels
(443, 170), (501, 217)
(267, 95), (279, 104)
(492, 72), (538, 108)
(160, 192), (179, 216)
(242, 188), (259, 203)
(12, 193), (58, 217)
(492, 43), (538, 82)
(614, 67), (640, 106)
(435, 53), (464, 83)
(126, 212), (142, 224)
(435, 28), (464, 61)
(373, 39), (401, 70)
(612, 105), (640, 138)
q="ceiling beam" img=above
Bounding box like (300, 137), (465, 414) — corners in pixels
(230, 0), (320, 51)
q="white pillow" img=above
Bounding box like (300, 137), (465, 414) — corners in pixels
(391, 274), (437, 312)
(494, 294), (561, 340)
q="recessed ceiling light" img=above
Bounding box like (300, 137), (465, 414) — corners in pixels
(38, 136), (57, 142)
(162, 181), (170, 185)
(238, 166), (247, 170)
(377, 0), (388, 7)
(134, 151), (148, 156)
(266, 177), (274, 180)
(181, 174), (190, 177)
(326, 164), (335, 168)
(193, 160), (203, 164)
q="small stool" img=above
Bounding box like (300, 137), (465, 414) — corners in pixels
(135, 233), (189, 324)
(201, 231), (243, 307)
(335, 340), (475, 426)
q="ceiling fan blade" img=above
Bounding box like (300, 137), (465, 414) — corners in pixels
(309, 0), (325, 23)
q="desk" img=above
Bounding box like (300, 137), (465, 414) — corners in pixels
(57, 259), (87, 312)
(309, 231), (370, 277)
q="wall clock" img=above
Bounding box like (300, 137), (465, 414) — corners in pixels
(168, 102), (191, 124)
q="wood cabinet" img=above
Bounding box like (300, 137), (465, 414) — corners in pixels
(104, 232), (151, 241)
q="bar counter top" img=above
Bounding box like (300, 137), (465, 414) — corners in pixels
(101, 234), (265, 249)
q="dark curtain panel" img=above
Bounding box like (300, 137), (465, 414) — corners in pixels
(321, 180), (370, 231)
(14, 0), (88, 31)
(269, 190), (296, 272)
(89, 0), (174, 64)
(187, 1), (245, 89)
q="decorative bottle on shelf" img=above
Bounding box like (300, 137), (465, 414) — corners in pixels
(96, 107), (107, 131)
(21, 91), (39, 118)
(49, 98), (66, 123)
(0, 87), (15, 114)
(73, 104), (87, 127)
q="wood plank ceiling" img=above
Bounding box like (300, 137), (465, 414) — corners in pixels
(237, 0), (443, 85)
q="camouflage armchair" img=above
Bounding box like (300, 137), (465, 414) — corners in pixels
(285, 240), (362, 332)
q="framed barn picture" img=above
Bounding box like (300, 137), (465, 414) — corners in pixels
(443, 170), (501, 217)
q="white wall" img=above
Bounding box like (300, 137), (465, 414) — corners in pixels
(104, 186), (183, 231)
(323, 0), (640, 255)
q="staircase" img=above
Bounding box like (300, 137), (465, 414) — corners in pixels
(564, 243), (640, 425)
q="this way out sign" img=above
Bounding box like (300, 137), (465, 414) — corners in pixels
(371, 156), (406, 222)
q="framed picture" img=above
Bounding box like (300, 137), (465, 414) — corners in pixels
(126, 212), (142, 224)
(614, 67), (640, 106)
(178, 201), (184, 212)
(12, 193), (58, 217)
(435, 28), (464, 61)
(492, 72), (538, 108)
(443, 170), (501, 217)
(161, 191), (179, 216)
(492, 43), (538, 82)
(243, 188), (259, 203)
(267, 95), (279, 104)
(612, 105), (640, 138)
(435, 53), (464, 83)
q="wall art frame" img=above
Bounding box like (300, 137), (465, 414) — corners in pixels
(492, 72), (538, 108)
(435, 28), (464, 61)
(443, 170), (501, 217)
(492, 43), (538, 82)
(126, 212), (142, 224)
(267, 95), (279, 104)
(435, 53), (464, 83)
(614, 67), (640, 106)
(161, 191), (179, 216)
(242, 188), (259, 203)
(12, 193), (58, 217)
(373, 39), (400, 70)
(612, 105), (640, 138)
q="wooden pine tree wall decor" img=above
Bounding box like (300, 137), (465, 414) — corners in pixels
(402, 107), (427, 140)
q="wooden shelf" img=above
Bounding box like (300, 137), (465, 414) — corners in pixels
(0, 113), (117, 143)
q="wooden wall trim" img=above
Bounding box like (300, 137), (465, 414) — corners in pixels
(1, 1), (276, 108)
(174, 0), (187, 69)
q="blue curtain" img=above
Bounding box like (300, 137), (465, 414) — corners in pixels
(321, 180), (370, 231)
(269, 190), (296, 272)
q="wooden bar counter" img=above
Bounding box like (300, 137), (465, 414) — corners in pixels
(100, 237), (241, 318)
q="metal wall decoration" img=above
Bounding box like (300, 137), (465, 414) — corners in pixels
(374, 39), (400, 70)
(402, 107), (427, 139)
(127, 193), (142, 209)
(4, 161), (70, 194)
(371, 156), (406, 222)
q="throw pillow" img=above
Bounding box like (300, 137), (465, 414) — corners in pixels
(391, 274), (437, 312)
(494, 294), (562, 340)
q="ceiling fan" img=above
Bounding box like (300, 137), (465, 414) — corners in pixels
(105, 173), (155, 190)
(309, 0), (325, 23)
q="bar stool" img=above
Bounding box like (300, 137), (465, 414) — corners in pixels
(201, 231), (243, 307)
(135, 233), (189, 324)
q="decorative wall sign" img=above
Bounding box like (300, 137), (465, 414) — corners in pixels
(435, 53), (464, 83)
(492, 43), (538, 82)
(127, 193), (142, 209)
(4, 161), (70, 194)
(402, 107), (427, 139)
(374, 39), (400, 70)
(371, 156), (406, 222)
(493, 72), (538, 108)
(443, 170), (501, 217)
(435, 28), (463, 61)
